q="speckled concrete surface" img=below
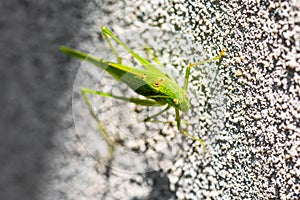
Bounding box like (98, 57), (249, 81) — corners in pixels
(1, 0), (299, 200)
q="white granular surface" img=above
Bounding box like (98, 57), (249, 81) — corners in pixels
(46, 0), (300, 199)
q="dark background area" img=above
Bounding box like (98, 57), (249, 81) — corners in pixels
(0, 1), (89, 199)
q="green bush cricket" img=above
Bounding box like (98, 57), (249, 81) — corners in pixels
(60, 27), (225, 154)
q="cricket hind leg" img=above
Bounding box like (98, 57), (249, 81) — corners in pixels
(102, 27), (166, 76)
(102, 29), (123, 64)
(175, 109), (206, 154)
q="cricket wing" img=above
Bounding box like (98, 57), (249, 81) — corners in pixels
(60, 46), (143, 81)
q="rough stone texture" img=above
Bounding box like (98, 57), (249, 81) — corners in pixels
(1, 0), (299, 200)
(169, 1), (300, 199)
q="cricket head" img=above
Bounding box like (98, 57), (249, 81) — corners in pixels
(171, 92), (190, 113)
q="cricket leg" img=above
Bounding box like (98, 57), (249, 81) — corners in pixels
(144, 44), (175, 81)
(145, 44), (165, 69)
(81, 88), (115, 155)
(183, 49), (226, 93)
(82, 88), (165, 107)
(175, 109), (206, 154)
(82, 87), (167, 153)
(83, 88), (170, 123)
(102, 29), (123, 64)
(143, 105), (171, 122)
(102, 27), (149, 65)
(102, 27), (164, 75)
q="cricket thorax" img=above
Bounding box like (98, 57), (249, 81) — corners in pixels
(151, 77), (190, 112)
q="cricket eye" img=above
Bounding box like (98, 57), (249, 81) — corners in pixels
(173, 99), (179, 104)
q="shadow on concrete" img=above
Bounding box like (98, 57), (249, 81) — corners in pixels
(0, 0), (90, 199)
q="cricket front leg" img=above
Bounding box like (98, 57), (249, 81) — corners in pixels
(175, 109), (206, 154)
(183, 49), (226, 93)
